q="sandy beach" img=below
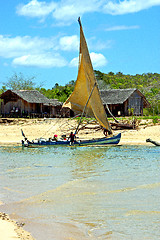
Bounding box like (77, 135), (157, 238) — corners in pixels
(0, 117), (160, 239)
(0, 212), (35, 240)
(0, 117), (160, 146)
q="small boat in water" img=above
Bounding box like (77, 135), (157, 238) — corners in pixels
(22, 133), (121, 147)
(22, 18), (121, 147)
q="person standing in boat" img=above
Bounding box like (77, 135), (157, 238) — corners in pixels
(68, 132), (75, 145)
(22, 137), (32, 146)
(103, 128), (112, 136)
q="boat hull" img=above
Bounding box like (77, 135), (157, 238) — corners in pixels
(22, 133), (121, 147)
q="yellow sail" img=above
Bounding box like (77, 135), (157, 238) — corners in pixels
(63, 18), (111, 132)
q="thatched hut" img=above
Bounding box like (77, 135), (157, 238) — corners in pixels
(43, 99), (62, 117)
(0, 90), (62, 117)
(100, 88), (150, 116)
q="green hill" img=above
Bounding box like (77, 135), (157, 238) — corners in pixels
(94, 71), (160, 116)
(1, 71), (160, 116)
(95, 71), (160, 101)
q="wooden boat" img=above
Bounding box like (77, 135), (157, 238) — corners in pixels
(22, 18), (121, 147)
(22, 133), (121, 147)
(146, 138), (160, 146)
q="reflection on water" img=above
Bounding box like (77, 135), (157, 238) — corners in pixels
(70, 147), (107, 179)
(0, 145), (160, 240)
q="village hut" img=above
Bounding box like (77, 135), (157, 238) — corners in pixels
(100, 88), (150, 116)
(43, 99), (62, 117)
(0, 90), (62, 118)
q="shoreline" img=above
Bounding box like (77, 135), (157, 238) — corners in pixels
(0, 140), (157, 146)
(0, 118), (160, 146)
(0, 212), (35, 240)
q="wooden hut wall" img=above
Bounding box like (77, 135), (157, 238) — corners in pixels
(2, 99), (29, 116)
(50, 106), (62, 117)
(43, 105), (51, 115)
(24, 101), (31, 114)
(107, 104), (125, 116)
(0, 100), (2, 114)
(50, 106), (56, 116)
(22, 102), (33, 115)
(128, 91), (143, 115)
(1, 99), (44, 116)
(124, 101), (128, 116)
(2, 99), (21, 114)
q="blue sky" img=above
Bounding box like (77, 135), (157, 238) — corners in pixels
(0, 0), (160, 89)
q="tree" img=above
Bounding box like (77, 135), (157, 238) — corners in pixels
(53, 83), (59, 89)
(4, 72), (36, 90)
(0, 86), (6, 94)
(94, 70), (104, 80)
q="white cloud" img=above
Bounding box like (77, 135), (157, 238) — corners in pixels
(16, 0), (160, 23)
(0, 34), (106, 68)
(16, 0), (57, 18)
(103, 0), (160, 15)
(69, 57), (78, 67)
(52, 0), (102, 24)
(88, 38), (113, 51)
(70, 52), (107, 68)
(16, 0), (101, 23)
(106, 25), (140, 31)
(90, 52), (108, 67)
(12, 53), (67, 68)
(0, 34), (80, 68)
(0, 35), (56, 58)
(59, 35), (79, 51)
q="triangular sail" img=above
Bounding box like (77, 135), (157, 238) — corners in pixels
(63, 18), (111, 133)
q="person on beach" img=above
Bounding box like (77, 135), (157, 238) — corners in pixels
(68, 132), (75, 145)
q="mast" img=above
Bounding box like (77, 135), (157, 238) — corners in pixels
(78, 17), (82, 27)
(74, 17), (94, 135)
(74, 82), (96, 135)
(63, 17), (112, 134)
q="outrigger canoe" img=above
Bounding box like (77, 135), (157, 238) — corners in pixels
(22, 133), (121, 147)
(21, 18), (121, 148)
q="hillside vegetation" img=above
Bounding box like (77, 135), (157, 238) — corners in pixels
(95, 71), (160, 115)
(1, 71), (160, 115)
(95, 71), (160, 100)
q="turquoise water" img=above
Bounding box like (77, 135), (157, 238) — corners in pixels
(0, 145), (160, 240)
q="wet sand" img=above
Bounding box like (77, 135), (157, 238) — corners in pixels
(0, 212), (35, 240)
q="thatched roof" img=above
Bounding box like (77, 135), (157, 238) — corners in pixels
(16, 90), (51, 103)
(0, 90), (50, 104)
(100, 88), (136, 104)
(100, 88), (150, 107)
(1, 90), (63, 107)
(44, 99), (62, 107)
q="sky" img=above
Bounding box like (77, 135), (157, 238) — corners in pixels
(0, 0), (160, 89)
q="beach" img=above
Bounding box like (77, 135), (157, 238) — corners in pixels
(0, 117), (160, 239)
(0, 117), (160, 146)
(0, 212), (35, 240)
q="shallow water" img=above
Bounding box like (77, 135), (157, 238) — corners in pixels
(0, 145), (160, 239)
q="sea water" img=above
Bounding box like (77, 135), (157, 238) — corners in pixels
(0, 145), (160, 240)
